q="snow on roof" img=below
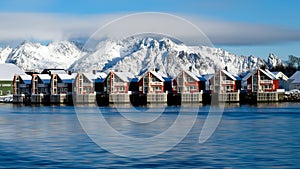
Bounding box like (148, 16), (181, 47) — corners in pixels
(290, 71), (300, 84)
(82, 73), (96, 83)
(222, 70), (237, 80)
(20, 74), (32, 81)
(94, 72), (107, 83)
(242, 70), (255, 81)
(38, 74), (51, 83)
(0, 63), (25, 81)
(20, 74), (32, 84)
(96, 72), (107, 79)
(114, 72), (135, 82)
(149, 71), (165, 82)
(289, 71), (300, 80)
(271, 71), (280, 75)
(260, 69), (277, 80)
(70, 73), (77, 79)
(242, 69), (277, 81)
(57, 74), (74, 83)
(271, 71), (288, 81)
(202, 74), (214, 81)
(183, 70), (200, 81)
(49, 70), (67, 74)
(58, 74), (72, 80)
(264, 69), (278, 79)
(227, 70), (241, 80)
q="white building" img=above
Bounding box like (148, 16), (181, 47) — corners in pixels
(0, 63), (25, 96)
(288, 71), (300, 90)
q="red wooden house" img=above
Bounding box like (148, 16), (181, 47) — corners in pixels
(13, 74), (32, 96)
(211, 69), (241, 94)
(210, 69), (241, 102)
(75, 73), (96, 95)
(13, 74), (32, 103)
(106, 71), (136, 94)
(138, 70), (169, 103)
(242, 68), (279, 93)
(172, 70), (202, 93)
(172, 69), (204, 103)
(138, 71), (165, 94)
(106, 71), (136, 103)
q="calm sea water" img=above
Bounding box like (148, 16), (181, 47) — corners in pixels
(0, 103), (300, 168)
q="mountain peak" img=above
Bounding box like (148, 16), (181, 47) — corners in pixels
(0, 39), (285, 76)
(267, 53), (284, 68)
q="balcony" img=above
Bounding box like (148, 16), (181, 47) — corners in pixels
(113, 82), (126, 86)
(259, 80), (273, 84)
(82, 82), (93, 87)
(149, 82), (164, 86)
(57, 83), (67, 87)
(221, 80), (234, 85)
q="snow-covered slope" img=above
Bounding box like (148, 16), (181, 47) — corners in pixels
(267, 53), (285, 69)
(4, 41), (85, 72)
(0, 46), (12, 63)
(0, 37), (284, 77)
(70, 36), (268, 77)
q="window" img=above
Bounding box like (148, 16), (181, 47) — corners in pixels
(7, 90), (11, 95)
(144, 87), (148, 93)
(188, 86), (196, 91)
(152, 86), (161, 91)
(0, 90), (2, 95)
(151, 76), (160, 82)
(117, 87), (125, 91)
(114, 77), (122, 83)
(226, 86), (233, 92)
(186, 76), (193, 82)
(178, 76), (183, 85)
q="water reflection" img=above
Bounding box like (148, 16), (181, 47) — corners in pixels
(0, 103), (300, 167)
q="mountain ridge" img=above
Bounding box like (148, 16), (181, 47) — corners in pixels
(0, 37), (284, 77)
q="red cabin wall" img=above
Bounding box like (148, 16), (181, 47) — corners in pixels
(273, 79), (279, 91)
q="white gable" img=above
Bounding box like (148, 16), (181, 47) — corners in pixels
(114, 72), (135, 82)
(271, 71), (288, 81)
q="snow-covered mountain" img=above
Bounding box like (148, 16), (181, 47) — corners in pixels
(2, 41), (85, 72)
(70, 36), (268, 77)
(0, 46), (12, 63)
(267, 53), (285, 69)
(0, 37), (284, 77)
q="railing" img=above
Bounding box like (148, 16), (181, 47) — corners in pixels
(82, 83), (93, 87)
(259, 80), (273, 84)
(113, 82), (126, 86)
(222, 80), (234, 84)
(149, 82), (164, 85)
(57, 83), (67, 87)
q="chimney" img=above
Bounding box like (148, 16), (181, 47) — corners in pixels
(224, 66), (228, 71)
(93, 70), (96, 74)
(189, 66), (192, 72)
(155, 68), (159, 72)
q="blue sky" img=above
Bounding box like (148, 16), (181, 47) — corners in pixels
(1, 0), (300, 60)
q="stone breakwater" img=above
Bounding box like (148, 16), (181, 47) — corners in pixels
(0, 95), (13, 103)
(284, 90), (300, 102)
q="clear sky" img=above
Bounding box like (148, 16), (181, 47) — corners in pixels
(0, 0), (300, 60)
